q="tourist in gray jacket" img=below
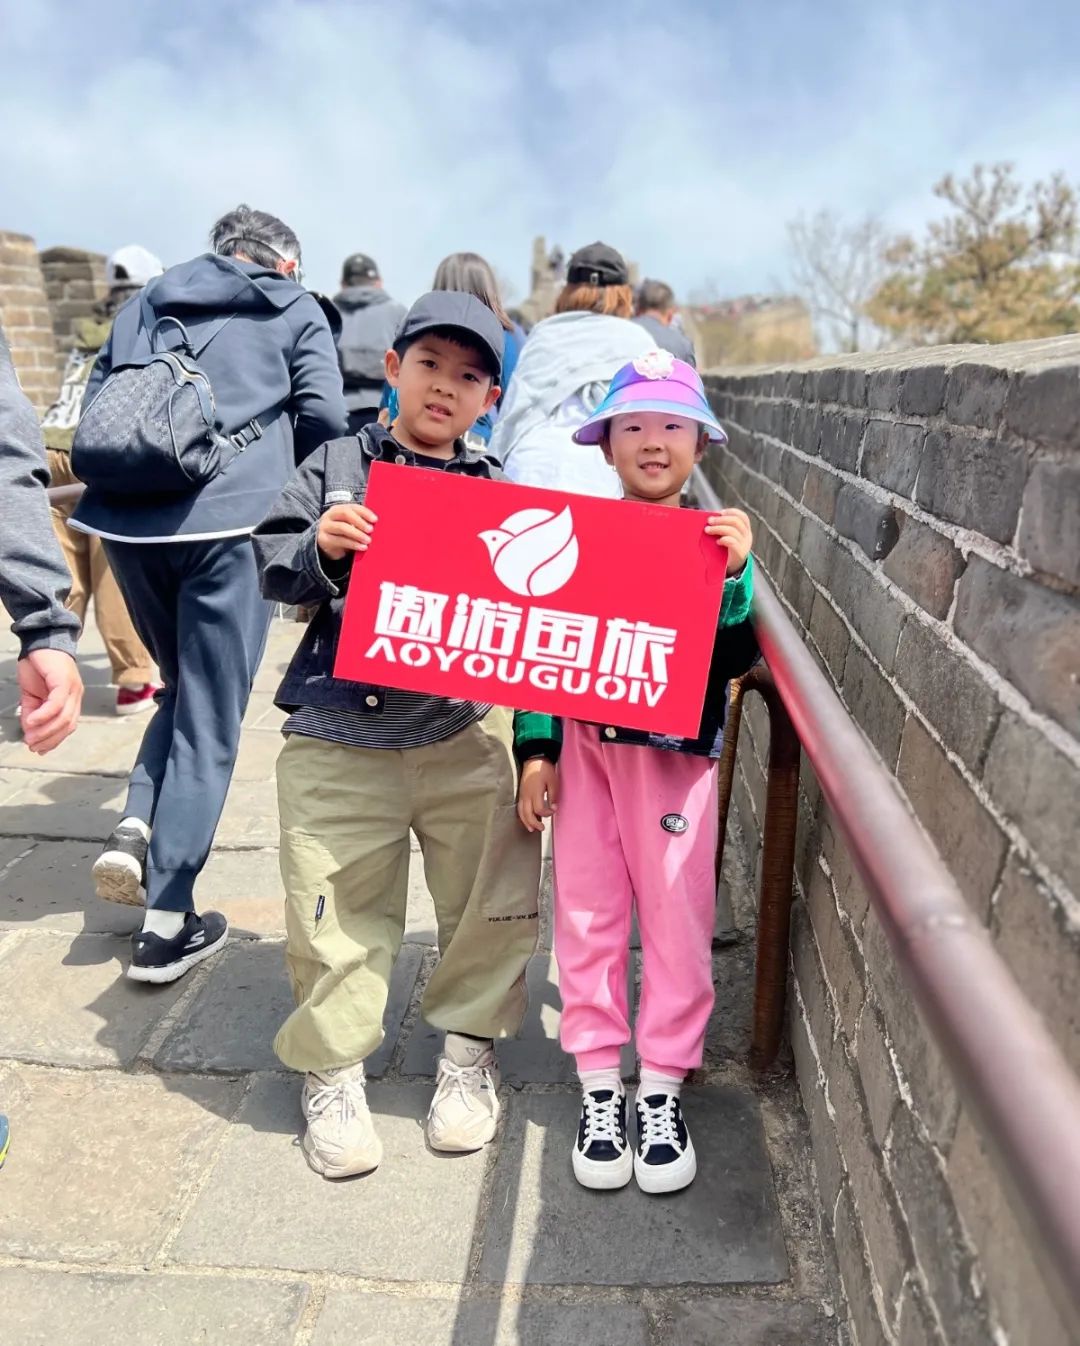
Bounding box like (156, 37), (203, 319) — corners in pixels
(73, 205), (347, 985)
(334, 252), (405, 433)
(0, 326), (83, 753)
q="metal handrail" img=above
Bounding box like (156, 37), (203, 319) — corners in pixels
(714, 664), (802, 1068)
(693, 466), (1080, 1333)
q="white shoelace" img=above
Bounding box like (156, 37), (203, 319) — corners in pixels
(434, 1059), (492, 1111)
(306, 1069), (367, 1122)
(638, 1094), (681, 1151)
(582, 1090), (624, 1148)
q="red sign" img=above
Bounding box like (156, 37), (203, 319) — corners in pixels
(334, 462), (727, 737)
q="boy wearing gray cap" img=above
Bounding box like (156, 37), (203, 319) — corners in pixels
(252, 292), (546, 1177)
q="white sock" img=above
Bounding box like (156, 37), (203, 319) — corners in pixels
(141, 909), (187, 939)
(443, 1032), (494, 1067)
(579, 1067), (624, 1095)
(638, 1066), (685, 1100)
(118, 816), (151, 841)
(312, 1060), (365, 1084)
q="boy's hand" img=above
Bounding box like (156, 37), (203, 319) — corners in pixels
(706, 509), (753, 575)
(517, 757), (559, 833)
(317, 503), (377, 562)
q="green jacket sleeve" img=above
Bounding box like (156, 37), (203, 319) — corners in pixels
(718, 553), (754, 628)
(513, 710), (562, 764)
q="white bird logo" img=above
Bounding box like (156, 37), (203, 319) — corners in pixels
(478, 506), (579, 597)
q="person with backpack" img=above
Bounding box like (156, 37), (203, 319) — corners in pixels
(69, 204), (347, 984)
(334, 253), (405, 434)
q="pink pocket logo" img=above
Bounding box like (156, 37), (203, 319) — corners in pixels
(479, 506), (579, 597)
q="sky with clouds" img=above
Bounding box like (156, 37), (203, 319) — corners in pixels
(2, 0), (1079, 310)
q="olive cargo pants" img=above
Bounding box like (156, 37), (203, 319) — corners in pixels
(273, 708), (542, 1073)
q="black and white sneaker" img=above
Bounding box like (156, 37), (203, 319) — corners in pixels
(634, 1092), (697, 1194)
(92, 824), (148, 906)
(572, 1087), (633, 1190)
(127, 911), (229, 984)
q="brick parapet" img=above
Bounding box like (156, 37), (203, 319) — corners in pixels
(39, 246), (107, 358)
(0, 230), (62, 409)
(704, 336), (1080, 1345)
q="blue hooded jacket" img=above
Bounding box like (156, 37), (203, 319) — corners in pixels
(71, 254), (347, 541)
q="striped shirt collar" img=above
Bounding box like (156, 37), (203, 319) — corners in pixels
(360, 423), (490, 472)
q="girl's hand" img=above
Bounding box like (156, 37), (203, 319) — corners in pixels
(705, 509), (753, 575)
(517, 758), (559, 833)
(317, 503), (377, 562)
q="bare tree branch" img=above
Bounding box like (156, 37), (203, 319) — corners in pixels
(787, 211), (889, 352)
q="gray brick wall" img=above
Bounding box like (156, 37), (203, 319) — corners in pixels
(704, 337), (1080, 1346)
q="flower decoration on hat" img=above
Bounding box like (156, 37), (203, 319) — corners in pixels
(633, 349), (676, 380)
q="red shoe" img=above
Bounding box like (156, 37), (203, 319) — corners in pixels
(116, 683), (161, 717)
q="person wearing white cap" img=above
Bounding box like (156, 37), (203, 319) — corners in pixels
(42, 244), (165, 716)
(104, 245), (166, 291)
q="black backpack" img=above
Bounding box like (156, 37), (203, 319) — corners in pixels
(71, 300), (262, 495)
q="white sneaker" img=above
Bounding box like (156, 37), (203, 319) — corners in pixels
(93, 822), (148, 906)
(301, 1062), (382, 1178)
(572, 1085), (633, 1190)
(426, 1043), (501, 1152)
(634, 1091), (697, 1194)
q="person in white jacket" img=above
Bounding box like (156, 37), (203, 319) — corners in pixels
(490, 242), (653, 499)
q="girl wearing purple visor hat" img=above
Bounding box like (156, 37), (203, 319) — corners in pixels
(515, 350), (757, 1194)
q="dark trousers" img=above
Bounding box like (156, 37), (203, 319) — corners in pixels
(346, 406), (380, 435)
(104, 536), (275, 912)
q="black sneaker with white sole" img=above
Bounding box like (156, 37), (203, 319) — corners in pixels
(92, 824), (148, 906)
(128, 911), (228, 984)
(572, 1087), (633, 1189)
(634, 1092), (697, 1194)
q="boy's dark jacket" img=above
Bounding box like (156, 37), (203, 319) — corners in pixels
(250, 423), (757, 757)
(252, 425), (499, 716)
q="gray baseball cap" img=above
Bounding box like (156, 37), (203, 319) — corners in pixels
(395, 290), (504, 380)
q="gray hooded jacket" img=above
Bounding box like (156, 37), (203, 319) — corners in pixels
(334, 285), (406, 413)
(72, 254), (348, 541)
(0, 327), (80, 657)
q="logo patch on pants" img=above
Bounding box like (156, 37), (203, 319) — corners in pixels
(661, 813), (690, 834)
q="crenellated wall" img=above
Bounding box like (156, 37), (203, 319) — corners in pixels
(0, 231), (61, 410)
(704, 336), (1080, 1346)
(39, 246), (107, 359)
(0, 232), (108, 410)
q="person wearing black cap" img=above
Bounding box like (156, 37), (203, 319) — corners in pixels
(335, 253), (406, 434)
(251, 291), (544, 1180)
(490, 241), (654, 499)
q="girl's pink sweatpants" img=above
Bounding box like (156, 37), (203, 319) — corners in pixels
(553, 718), (718, 1076)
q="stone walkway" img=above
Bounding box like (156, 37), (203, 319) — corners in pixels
(0, 617), (837, 1345)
